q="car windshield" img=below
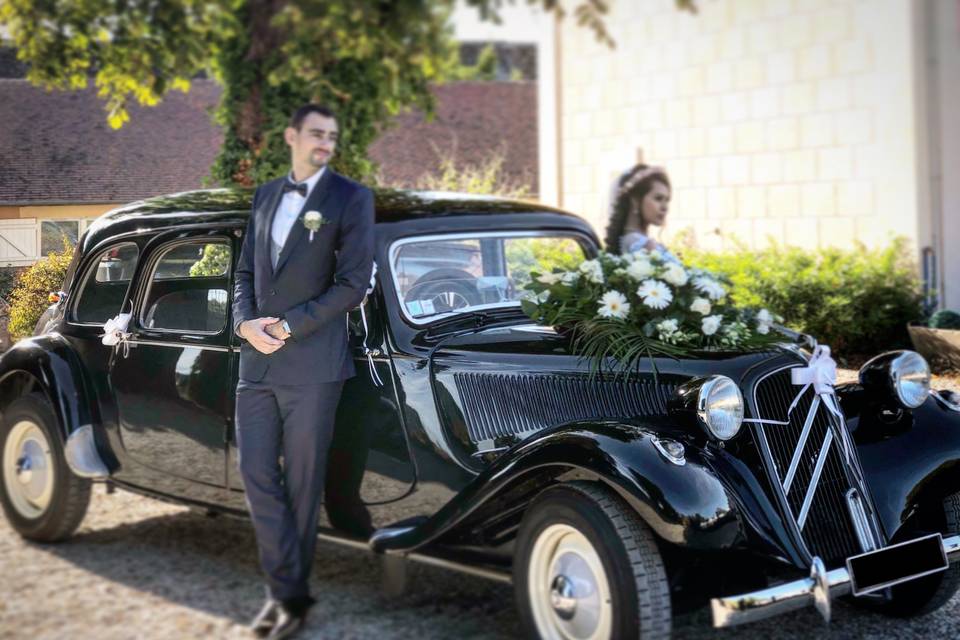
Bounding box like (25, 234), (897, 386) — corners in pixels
(390, 232), (587, 323)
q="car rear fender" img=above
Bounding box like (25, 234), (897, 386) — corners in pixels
(0, 335), (113, 476)
(371, 421), (787, 557)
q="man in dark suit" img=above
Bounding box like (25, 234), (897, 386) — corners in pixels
(232, 103), (374, 639)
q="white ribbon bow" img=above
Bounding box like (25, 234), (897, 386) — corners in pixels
(791, 345), (837, 398)
(101, 312), (132, 357)
(746, 343), (851, 463)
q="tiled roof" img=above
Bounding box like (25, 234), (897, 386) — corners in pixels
(0, 78), (537, 205)
(369, 81), (538, 195)
(0, 79), (223, 204)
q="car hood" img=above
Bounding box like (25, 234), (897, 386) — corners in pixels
(428, 322), (803, 462)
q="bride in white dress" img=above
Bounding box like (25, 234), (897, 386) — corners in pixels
(603, 164), (678, 261)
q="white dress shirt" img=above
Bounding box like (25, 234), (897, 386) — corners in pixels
(270, 167), (326, 265)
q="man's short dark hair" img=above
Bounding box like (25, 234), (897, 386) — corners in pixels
(290, 104), (337, 130)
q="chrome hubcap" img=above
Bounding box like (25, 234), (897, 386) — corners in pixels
(3, 420), (54, 518)
(528, 524), (613, 640)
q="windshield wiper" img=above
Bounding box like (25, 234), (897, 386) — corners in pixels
(424, 307), (528, 336)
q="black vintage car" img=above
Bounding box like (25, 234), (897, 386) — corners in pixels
(3, 188), (960, 639)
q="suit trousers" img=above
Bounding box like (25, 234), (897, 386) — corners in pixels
(235, 377), (344, 600)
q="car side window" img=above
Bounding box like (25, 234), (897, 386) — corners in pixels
(140, 241), (231, 333)
(72, 242), (140, 324)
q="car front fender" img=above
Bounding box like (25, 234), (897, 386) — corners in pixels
(854, 395), (960, 541)
(0, 334), (113, 475)
(371, 420), (795, 561)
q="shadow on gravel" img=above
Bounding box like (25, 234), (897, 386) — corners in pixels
(27, 509), (522, 638)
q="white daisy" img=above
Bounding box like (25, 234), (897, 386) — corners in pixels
(662, 262), (689, 286)
(626, 259), (654, 280)
(561, 271), (580, 285)
(597, 290), (630, 320)
(693, 275), (726, 300)
(690, 297), (712, 316)
(636, 279), (673, 310)
(537, 272), (563, 285)
(702, 314), (723, 336)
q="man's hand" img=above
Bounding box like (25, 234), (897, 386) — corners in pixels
(239, 317), (285, 354)
(264, 319), (291, 341)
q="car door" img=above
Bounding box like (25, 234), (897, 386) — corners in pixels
(109, 231), (234, 489)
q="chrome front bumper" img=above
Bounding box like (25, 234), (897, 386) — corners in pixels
(711, 534), (960, 628)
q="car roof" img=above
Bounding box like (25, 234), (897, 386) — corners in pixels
(81, 187), (594, 252)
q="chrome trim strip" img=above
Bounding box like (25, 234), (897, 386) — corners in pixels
(711, 534), (960, 628)
(845, 489), (880, 552)
(125, 339), (231, 352)
(390, 549), (513, 584)
(782, 396), (820, 495)
(797, 430), (833, 530)
(65, 425), (110, 478)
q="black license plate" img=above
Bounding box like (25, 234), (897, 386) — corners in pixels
(847, 533), (948, 596)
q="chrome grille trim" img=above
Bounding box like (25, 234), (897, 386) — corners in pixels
(797, 430), (833, 530)
(750, 363), (883, 565)
(454, 371), (674, 445)
(783, 396), (820, 496)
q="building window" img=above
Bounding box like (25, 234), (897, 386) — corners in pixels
(40, 220), (86, 255)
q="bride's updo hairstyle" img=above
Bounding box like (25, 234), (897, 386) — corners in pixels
(603, 164), (671, 253)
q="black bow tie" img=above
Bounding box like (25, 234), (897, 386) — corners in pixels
(282, 180), (307, 197)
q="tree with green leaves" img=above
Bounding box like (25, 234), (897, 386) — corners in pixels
(1, 0), (694, 185)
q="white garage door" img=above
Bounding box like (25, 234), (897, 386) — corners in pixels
(0, 219), (38, 266)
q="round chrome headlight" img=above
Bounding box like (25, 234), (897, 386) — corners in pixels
(696, 375), (744, 440)
(890, 351), (931, 409)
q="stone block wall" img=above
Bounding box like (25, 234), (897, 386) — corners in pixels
(559, 0), (924, 252)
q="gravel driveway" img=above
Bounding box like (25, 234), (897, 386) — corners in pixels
(2, 371), (959, 639)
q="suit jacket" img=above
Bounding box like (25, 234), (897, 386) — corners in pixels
(233, 169), (375, 385)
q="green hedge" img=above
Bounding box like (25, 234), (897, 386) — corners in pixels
(679, 238), (924, 359)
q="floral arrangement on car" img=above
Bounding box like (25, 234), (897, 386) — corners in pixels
(520, 249), (783, 373)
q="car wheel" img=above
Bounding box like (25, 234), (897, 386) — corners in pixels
(0, 393), (91, 541)
(514, 481), (671, 640)
(866, 491), (960, 617)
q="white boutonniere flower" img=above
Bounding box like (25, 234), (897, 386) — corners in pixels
(302, 210), (327, 242)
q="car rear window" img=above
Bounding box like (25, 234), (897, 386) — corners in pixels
(72, 242), (140, 324)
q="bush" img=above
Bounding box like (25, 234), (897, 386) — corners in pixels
(380, 147), (533, 199)
(0, 266), (26, 304)
(930, 310), (960, 330)
(680, 238), (924, 359)
(7, 245), (74, 342)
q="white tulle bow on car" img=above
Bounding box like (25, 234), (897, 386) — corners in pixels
(101, 312), (132, 356)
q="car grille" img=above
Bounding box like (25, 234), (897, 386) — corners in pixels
(454, 371), (673, 445)
(752, 367), (864, 565)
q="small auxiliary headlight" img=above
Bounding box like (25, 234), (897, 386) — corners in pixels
(696, 375), (744, 440)
(890, 351), (931, 409)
